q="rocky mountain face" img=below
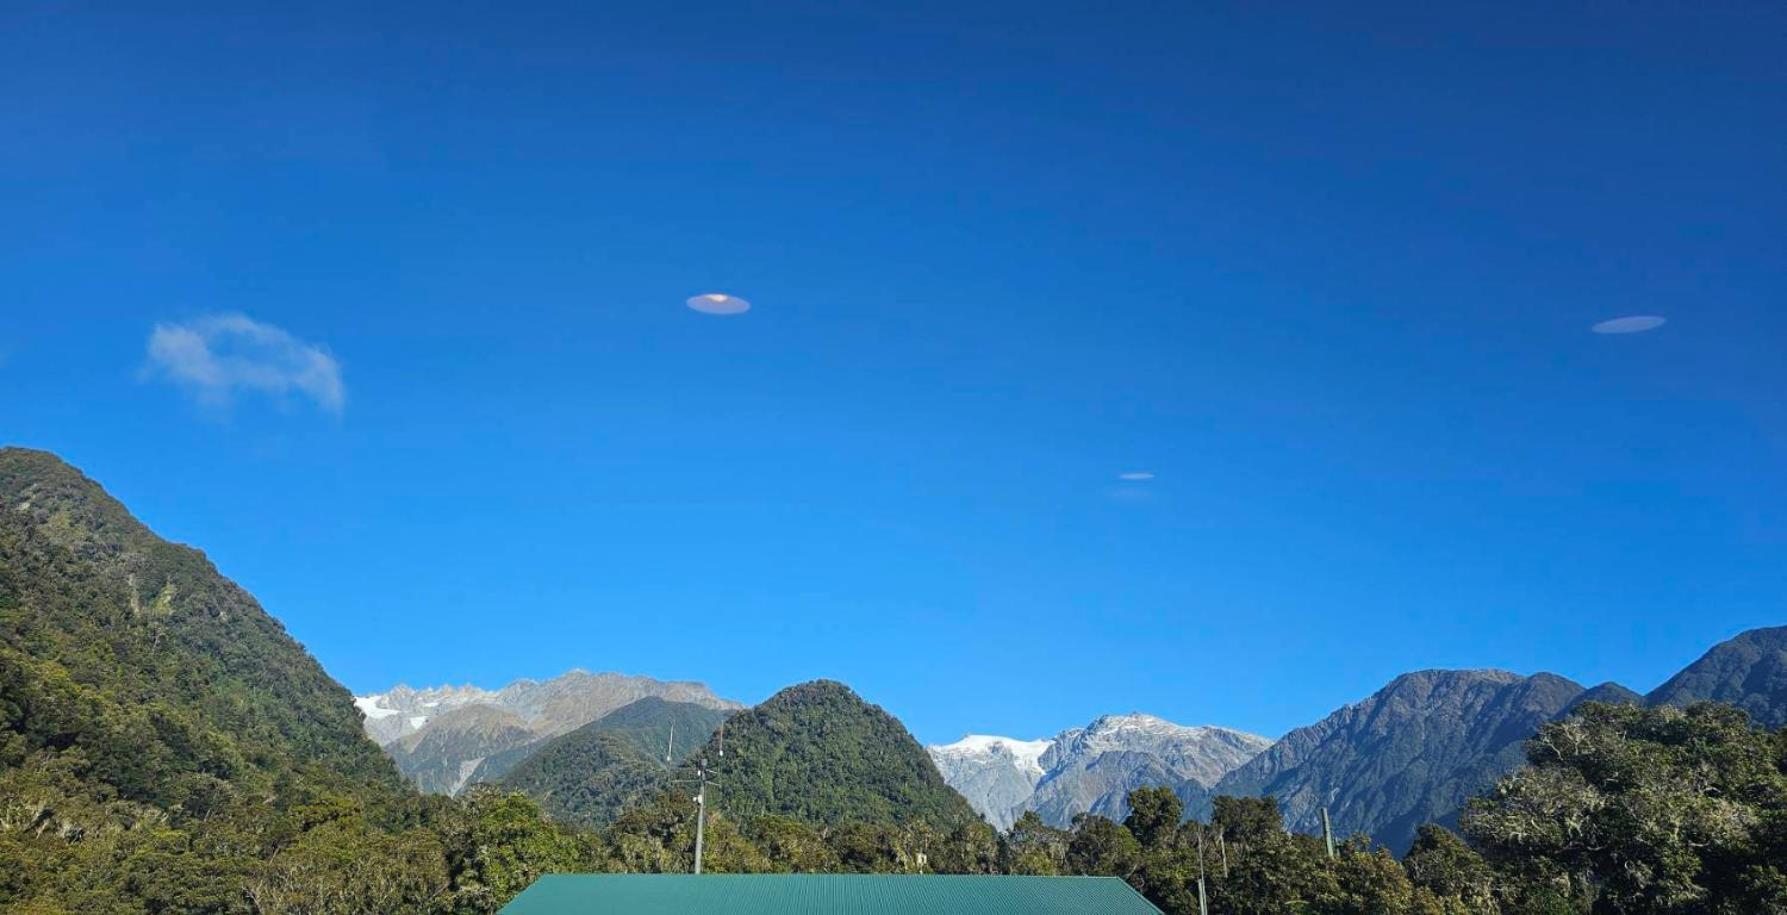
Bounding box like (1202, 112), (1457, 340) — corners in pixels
(929, 714), (1271, 830)
(699, 680), (982, 829)
(1647, 626), (1787, 728)
(1031, 714), (1272, 827)
(1209, 669), (1589, 853)
(386, 704), (536, 795)
(358, 670), (741, 794)
(927, 736), (1051, 830)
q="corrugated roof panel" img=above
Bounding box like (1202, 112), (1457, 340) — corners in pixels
(500, 874), (1164, 914)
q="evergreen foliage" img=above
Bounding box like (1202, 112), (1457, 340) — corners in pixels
(495, 697), (728, 828)
(498, 732), (668, 829)
(688, 680), (981, 830)
(0, 449), (602, 914)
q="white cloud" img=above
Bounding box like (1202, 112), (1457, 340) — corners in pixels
(686, 293), (751, 315)
(145, 313), (344, 414)
(1591, 315), (1667, 335)
(1117, 471), (1156, 481)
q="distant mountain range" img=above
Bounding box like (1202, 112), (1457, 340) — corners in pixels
(362, 629), (1787, 847)
(929, 715), (1270, 830)
(358, 670), (740, 794)
(364, 628), (1787, 845)
(926, 627), (1787, 850)
(1207, 670), (1599, 852)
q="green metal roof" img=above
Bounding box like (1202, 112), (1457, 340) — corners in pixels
(500, 874), (1163, 914)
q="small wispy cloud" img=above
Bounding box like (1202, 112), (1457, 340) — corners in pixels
(1117, 471), (1156, 481)
(145, 313), (344, 414)
(1591, 315), (1667, 335)
(686, 292), (751, 315)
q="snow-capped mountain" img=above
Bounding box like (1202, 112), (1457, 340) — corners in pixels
(929, 713), (1272, 830)
(928, 735), (1052, 830)
(355, 670), (741, 794)
(355, 683), (497, 746)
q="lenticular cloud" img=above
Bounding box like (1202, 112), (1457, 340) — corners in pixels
(687, 293), (751, 315)
(1591, 315), (1667, 335)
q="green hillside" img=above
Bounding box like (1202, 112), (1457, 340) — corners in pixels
(696, 680), (980, 829)
(0, 448), (596, 913)
(499, 698), (729, 827)
(0, 447), (409, 809)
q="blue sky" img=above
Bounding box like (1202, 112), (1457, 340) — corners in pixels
(3, 1), (1784, 744)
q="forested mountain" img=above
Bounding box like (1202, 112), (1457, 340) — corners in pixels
(698, 680), (981, 829)
(0, 448), (629, 915)
(1562, 681), (1643, 716)
(497, 698), (729, 828)
(358, 672), (740, 793)
(0, 447), (405, 802)
(0, 448), (447, 910)
(1209, 669), (1589, 852)
(1646, 625), (1787, 728)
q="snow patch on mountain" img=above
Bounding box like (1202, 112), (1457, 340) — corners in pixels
(930, 713), (1273, 831)
(931, 735), (1051, 778)
(355, 695), (399, 720)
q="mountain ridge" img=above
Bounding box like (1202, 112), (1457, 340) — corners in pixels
(357, 669), (742, 794)
(1208, 668), (1588, 852)
(928, 712), (1271, 830)
(1647, 625), (1787, 728)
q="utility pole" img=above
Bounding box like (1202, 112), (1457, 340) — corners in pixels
(1321, 807), (1335, 860)
(676, 753), (720, 875)
(1218, 828), (1228, 878)
(693, 777), (706, 875)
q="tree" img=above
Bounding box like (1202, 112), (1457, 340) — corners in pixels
(438, 788), (593, 914)
(1212, 795), (1285, 849)
(1463, 702), (1787, 915)
(604, 790), (769, 875)
(247, 819), (448, 915)
(1202, 797), (1326, 915)
(1004, 811), (1068, 876)
(1125, 786), (1184, 850)
(931, 820), (1001, 875)
(826, 822), (908, 873)
(1402, 825), (1495, 913)
(1310, 838), (1417, 915)
(746, 815), (838, 873)
(1066, 814), (1142, 880)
